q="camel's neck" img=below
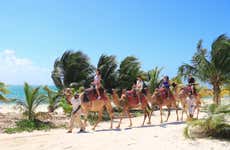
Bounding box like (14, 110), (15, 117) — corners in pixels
(146, 91), (152, 103)
(151, 94), (157, 104)
(112, 92), (120, 106)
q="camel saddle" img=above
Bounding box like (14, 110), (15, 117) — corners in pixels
(183, 86), (197, 96)
(82, 87), (108, 102)
(125, 90), (146, 106)
(158, 88), (173, 100)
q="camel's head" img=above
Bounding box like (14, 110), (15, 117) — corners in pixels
(122, 89), (127, 94)
(152, 88), (161, 100)
(112, 89), (117, 95)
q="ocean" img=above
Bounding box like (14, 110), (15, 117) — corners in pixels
(3, 85), (57, 102)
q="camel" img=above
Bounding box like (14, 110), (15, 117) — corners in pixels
(65, 88), (114, 130)
(112, 88), (151, 128)
(177, 86), (201, 120)
(149, 88), (179, 123)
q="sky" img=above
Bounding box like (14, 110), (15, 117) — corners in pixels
(0, 0), (229, 85)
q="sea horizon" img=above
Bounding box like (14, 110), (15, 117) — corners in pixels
(2, 85), (57, 102)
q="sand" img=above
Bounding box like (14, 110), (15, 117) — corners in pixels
(0, 109), (229, 150)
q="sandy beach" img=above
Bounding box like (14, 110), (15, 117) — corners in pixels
(0, 107), (229, 150)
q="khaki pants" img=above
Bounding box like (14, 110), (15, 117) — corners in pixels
(69, 110), (85, 131)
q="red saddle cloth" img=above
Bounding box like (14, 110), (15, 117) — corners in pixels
(84, 87), (108, 101)
(125, 90), (147, 106)
(184, 86), (197, 96)
(158, 88), (173, 99)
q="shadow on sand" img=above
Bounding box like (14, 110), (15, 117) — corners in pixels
(88, 121), (186, 132)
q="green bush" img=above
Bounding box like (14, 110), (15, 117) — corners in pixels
(184, 104), (230, 139)
(59, 98), (72, 115)
(86, 111), (111, 125)
(4, 119), (55, 134)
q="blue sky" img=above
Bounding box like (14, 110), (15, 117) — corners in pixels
(0, 0), (229, 85)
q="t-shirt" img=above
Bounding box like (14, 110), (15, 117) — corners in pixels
(94, 75), (101, 85)
(136, 80), (143, 90)
(163, 81), (170, 88)
(70, 97), (81, 110)
(188, 77), (195, 84)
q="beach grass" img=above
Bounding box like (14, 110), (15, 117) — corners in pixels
(4, 119), (55, 134)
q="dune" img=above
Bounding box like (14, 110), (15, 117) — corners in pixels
(0, 110), (229, 150)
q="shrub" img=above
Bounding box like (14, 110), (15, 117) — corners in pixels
(184, 104), (230, 139)
(4, 119), (55, 134)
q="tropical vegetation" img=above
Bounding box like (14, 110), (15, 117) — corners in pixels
(16, 83), (47, 120)
(147, 67), (163, 93)
(43, 86), (62, 113)
(51, 51), (95, 89)
(184, 104), (230, 139)
(97, 54), (118, 93)
(179, 34), (230, 104)
(0, 82), (10, 102)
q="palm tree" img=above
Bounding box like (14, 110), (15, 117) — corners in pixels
(118, 56), (142, 89)
(51, 59), (64, 89)
(147, 67), (163, 93)
(16, 83), (47, 120)
(179, 34), (230, 104)
(97, 54), (118, 93)
(0, 82), (10, 102)
(51, 50), (95, 89)
(171, 75), (183, 85)
(43, 86), (62, 113)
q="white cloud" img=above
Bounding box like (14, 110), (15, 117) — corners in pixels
(0, 50), (53, 85)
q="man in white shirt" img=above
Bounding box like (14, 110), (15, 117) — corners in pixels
(186, 95), (196, 118)
(64, 88), (85, 133)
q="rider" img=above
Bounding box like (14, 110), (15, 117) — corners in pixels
(188, 74), (196, 95)
(92, 69), (102, 99)
(161, 76), (170, 99)
(136, 75), (144, 105)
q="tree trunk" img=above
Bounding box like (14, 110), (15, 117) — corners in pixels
(213, 84), (221, 105)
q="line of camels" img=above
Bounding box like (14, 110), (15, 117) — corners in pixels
(64, 85), (201, 130)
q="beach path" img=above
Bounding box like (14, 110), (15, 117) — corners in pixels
(0, 111), (229, 150)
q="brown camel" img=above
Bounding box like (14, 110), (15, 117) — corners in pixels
(177, 86), (201, 120)
(65, 88), (114, 130)
(149, 88), (179, 123)
(112, 89), (151, 128)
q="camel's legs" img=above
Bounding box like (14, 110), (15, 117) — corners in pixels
(142, 109), (147, 126)
(116, 110), (126, 128)
(165, 106), (171, 122)
(92, 110), (103, 130)
(105, 103), (114, 129)
(181, 105), (185, 121)
(126, 110), (132, 127)
(174, 103), (179, 121)
(160, 106), (163, 123)
(147, 105), (152, 125)
(147, 111), (152, 125)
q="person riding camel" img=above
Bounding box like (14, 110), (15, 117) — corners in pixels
(160, 76), (170, 99)
(136, 75), (144, 105)
(92, 69), (102, 100)
(188, 74), (196, 95)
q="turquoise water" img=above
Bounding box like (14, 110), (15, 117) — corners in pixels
(2, 85), (57, 102)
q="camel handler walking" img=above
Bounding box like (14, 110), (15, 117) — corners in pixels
(64, 88), (86, 133)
